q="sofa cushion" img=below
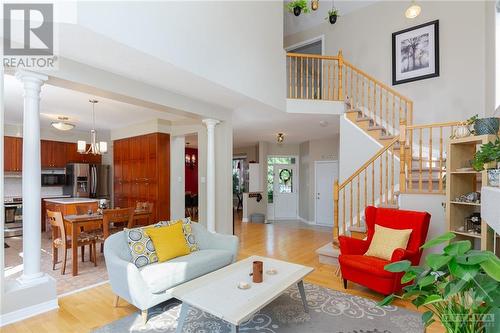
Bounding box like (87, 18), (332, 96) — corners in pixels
(139, 249), (233, 293)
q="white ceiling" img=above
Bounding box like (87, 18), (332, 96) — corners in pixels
(284, 0), (378, 37)
(4, 74), (190, 132)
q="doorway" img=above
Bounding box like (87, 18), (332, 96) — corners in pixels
(315, 161), (338, 226)
(185, 134), (198, 220)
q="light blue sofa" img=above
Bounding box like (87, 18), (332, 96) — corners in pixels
(104, 223), (239, 321)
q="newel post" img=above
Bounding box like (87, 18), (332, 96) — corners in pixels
(337, 50), (343, 101)
(399, 122), (407, 193)
(333, 180), (340, 248)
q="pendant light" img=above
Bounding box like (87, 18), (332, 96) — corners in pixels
(277, 132), (285, 144)
(77, 99), (108, 155)
(311, 0), (319, 11)
(405, 1), (421, 19)
(51, 116), (75, 131)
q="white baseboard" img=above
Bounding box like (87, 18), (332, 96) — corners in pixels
(58, 280), (109, 298)
(298, 216), (315, 225)
(0, 299), (59, 327)
(242, 217), (248, 223)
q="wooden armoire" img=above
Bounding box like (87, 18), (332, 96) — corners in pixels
(113, 132), (170, 224)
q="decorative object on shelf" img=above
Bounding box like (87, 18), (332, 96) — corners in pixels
(252, 260), (263, 283)
(380, 232), (500, 332)
(464, 212), (481, 235)
(487, 168), (500, 187)
(276, 132), (285, 144)
(51, 116), (75, 131)
(471, 138), (500, 173)
(325, 8), (339, 24)
(474, 117), (499, 135)
(392, 20), (439, 85)
(77, 99), (108, 155)
(185, 153), (196, 168)
(404, 1), (421, 19)
(311, 0), (319, 11)
(454, 191), (480, 204)
(287, 0), (310, 16)
(451, 115), (476, 139)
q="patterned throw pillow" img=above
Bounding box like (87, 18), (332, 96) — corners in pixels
(158, 217), (199, 252)
(125, 225), (161, 268)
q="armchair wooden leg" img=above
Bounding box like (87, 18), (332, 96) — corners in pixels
(113, 295), (120, 307)
(141, 309), (148, 324)
(343, 279), (348, 289)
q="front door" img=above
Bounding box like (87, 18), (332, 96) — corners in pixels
(315, 161), (338, 226)
(273, 164), (297, 219)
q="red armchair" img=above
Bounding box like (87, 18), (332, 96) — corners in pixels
(338, 206), (431, 295)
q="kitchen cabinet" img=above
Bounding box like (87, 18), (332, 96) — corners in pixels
(41, 140), (68, 168)
(4, 136), (22, 172)
(113, 132), (170, 224)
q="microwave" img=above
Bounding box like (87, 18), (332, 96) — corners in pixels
(41, 169), (66, 186)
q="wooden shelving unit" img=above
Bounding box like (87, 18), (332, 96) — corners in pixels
(446, 135), (496, 251)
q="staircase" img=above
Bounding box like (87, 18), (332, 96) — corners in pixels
(286, 51), (464, 267)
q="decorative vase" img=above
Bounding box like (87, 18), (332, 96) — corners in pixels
(487, 169), (500, 187)
(329, 14), (337, 24)
(293, 7), (301, 16)
(252, 261), (263, 283)
(474, 117), (499, 135)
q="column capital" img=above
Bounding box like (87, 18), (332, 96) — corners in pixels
(202, 118), (221, 128)
(15, 70), (48, 84)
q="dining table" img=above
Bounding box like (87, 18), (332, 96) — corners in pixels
(63, 209), (152, 276)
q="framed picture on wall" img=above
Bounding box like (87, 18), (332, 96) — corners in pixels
(392, 20), (439, 85)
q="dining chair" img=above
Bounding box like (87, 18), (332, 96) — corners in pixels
(47, 210), (97, 275)
(135, 201), (154, 226)
(102, 207), (135, 240)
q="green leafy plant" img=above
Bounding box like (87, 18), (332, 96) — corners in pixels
(287, 0), (310, 14)
(466, 114), (479, 127)
(471, 139), (500, 171)
(325, 8), (339, 19)
(378, 232), (500, 333)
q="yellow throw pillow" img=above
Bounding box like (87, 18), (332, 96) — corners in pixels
(364, 224), (413, 261)
(145, 222), (191, 262)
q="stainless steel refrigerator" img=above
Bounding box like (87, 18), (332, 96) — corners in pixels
(64, 163), (110, 199)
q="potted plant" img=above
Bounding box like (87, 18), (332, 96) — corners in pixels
(379, 232), (500, 333)
(325, 8), (339, 24)
(453, 115), (477, 139)
(474, 117), (500, 135)
(287, 0), (310, 16)
(471, 138), (500, 186)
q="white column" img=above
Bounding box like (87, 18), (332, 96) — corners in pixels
(16, 70), (48, 285)
(203, 119), (220, 232)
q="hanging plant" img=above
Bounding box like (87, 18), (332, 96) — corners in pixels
(287, 0), (310, 16)
(325, 8), (339, 24)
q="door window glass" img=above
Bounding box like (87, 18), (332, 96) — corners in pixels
(278, 168), (293, 193)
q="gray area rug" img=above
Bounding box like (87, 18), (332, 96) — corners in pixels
(93, 283), (423, 333)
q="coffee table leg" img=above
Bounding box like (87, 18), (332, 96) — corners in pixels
(297, 280), (309, 313)
(231, 324), (239, 333)
(176, 302), (189, 333)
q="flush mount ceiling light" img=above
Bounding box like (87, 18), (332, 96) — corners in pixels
(405, 1), (421, 19)
(51, 116), (75, 131)
(277, 132), (285, 144)
(77, 99), (108, 155)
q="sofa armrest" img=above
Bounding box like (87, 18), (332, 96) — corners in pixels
(339, 235), (370, 255)
(104, 233), (150, 310)
(193, 223), (239, 262)
(390, 248), (418, 263)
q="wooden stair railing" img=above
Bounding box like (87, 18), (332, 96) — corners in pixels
(400, 121), (463, 194)
(333, 136), (400, 246)
(286, 51), (414, 133)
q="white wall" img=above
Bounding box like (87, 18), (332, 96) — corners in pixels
(233, 144), (259, 162)
(170, 135), (186, 219)
(285, 1), (490, 124)
(77, 1), (286, 111)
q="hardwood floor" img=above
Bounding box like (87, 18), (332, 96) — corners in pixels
(2, 213), (444, 332)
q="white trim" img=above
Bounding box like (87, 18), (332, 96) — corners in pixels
(298, 216), (315, 225)
(58, 280), (109, 298)
(0, 299), (58, 327)
(242, 217), (249, 223)
(314, 160), (339, 226)
(285, 35), (325, 56)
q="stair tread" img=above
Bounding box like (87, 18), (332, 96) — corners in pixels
(367, 125), (385, 131)
(379, 135), (396, 140)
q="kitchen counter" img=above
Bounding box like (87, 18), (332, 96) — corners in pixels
(44, 198), (99, 204)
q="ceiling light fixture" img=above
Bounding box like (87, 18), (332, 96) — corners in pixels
(277, 133), (285, 144)
(405, 1), (421, 19)
(77, 99), (108, 155)
(51, 116), (75, 131)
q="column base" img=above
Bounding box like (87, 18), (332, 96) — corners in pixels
(17, 272), (50, 287)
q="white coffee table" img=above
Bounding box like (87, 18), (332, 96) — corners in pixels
(172, 255), (314, 333)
